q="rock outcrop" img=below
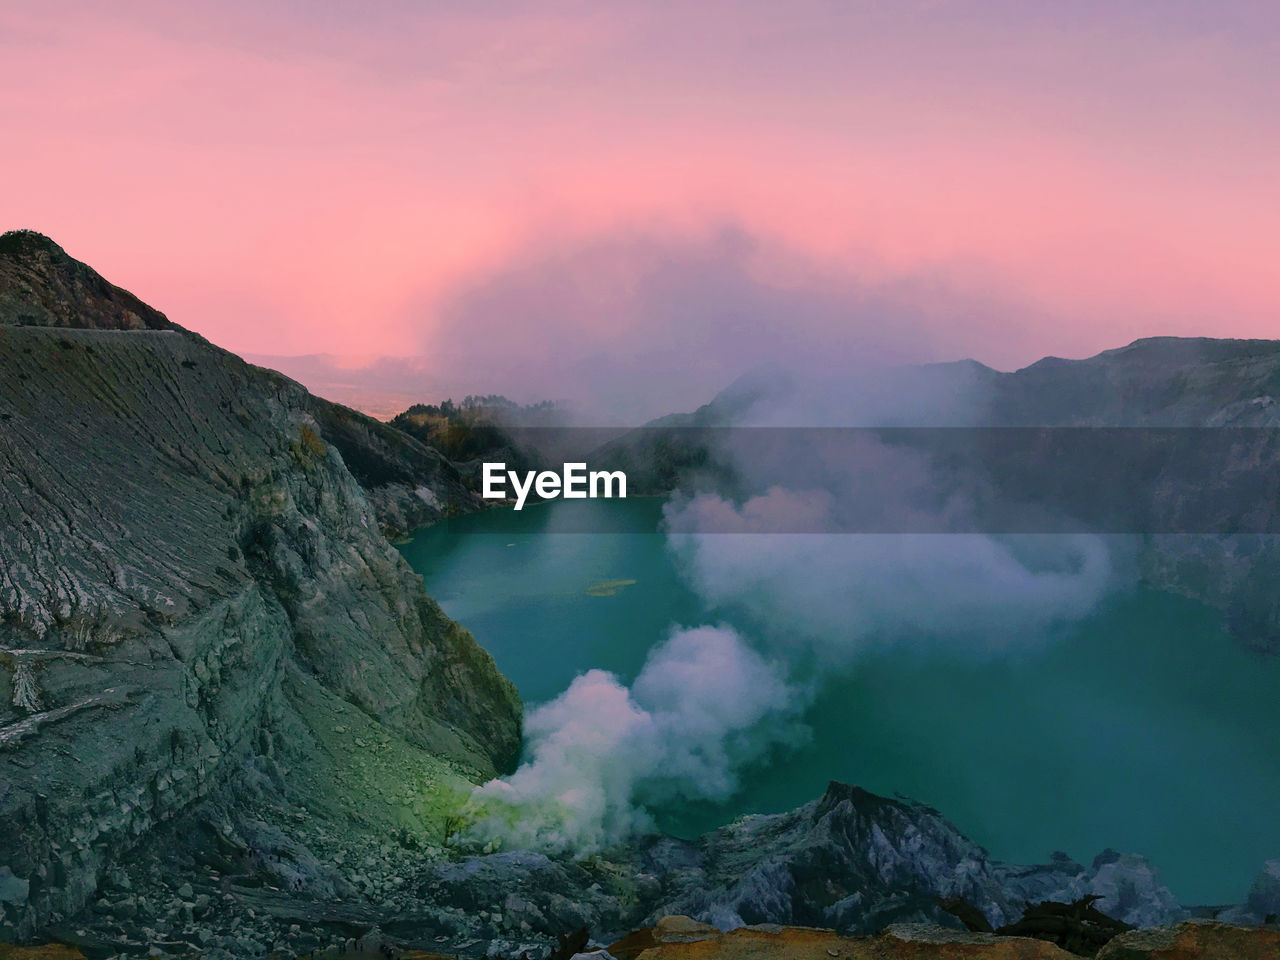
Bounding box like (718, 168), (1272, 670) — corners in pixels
(0, 233), (521, 941)
(5, 778), (1188, 958)
(635, 784), (1184, 935)
(0, 231), (174, 331)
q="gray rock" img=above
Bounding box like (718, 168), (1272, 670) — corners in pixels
(994, 848), (1185, 929)
(0, 235), (521, 939)
(0, 867), (29, 905)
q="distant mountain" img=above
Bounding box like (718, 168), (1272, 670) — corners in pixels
(626, 337), (1280, 429)
(985, 337), (1280, 426)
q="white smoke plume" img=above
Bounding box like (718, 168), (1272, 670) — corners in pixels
(465, 624), (803, 854)
(666, 492), (1116, 662)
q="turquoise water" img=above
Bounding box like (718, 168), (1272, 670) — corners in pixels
(399, 499), (1280, 905)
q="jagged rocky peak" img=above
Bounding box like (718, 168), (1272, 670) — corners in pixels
(640, 780), (1183, 936)
(0, 230), (175, 331)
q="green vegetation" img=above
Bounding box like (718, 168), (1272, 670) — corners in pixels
(391, 395), (556, 487)
(284, 666), (479, 845)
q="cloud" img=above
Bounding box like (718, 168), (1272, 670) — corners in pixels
(424, 224), (1051, 421)
(9, 1), (1279, 368)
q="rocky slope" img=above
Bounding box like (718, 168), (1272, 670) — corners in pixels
(397, 783), (1185, 952)
(636, 784), (1182, 934)
(0, 233), (521, 942)
(298, 395), (481, 540)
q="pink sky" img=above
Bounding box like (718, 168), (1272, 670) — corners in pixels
(3, 1), (1277, 404)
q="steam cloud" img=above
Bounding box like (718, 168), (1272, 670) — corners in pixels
(466, 625), (802, 854)
(667, 499), (1115, 661)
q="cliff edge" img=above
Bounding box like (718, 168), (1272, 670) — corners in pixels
(0, 232), (521, 940)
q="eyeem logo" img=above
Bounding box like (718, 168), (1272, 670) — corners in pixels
(482, 463), (628, 511)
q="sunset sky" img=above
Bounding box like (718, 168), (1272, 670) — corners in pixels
(4, 1), (1277, 412)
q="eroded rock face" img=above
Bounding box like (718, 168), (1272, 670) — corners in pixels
(297, 394), (482, 539)
(0, 238), (521, 940)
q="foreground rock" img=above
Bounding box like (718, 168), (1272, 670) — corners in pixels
(600, 917), (1280, 960)
(0, 945), (86, 960)
(637, 784), (1184, 934)
(606, 917), (1077, 959)
(5, 780), (1189, 959)
(6, 919), (1280, 959)
(1096, 920), (1280, 959)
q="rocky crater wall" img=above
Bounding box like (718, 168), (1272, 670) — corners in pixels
(0, 322), (520, 940)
